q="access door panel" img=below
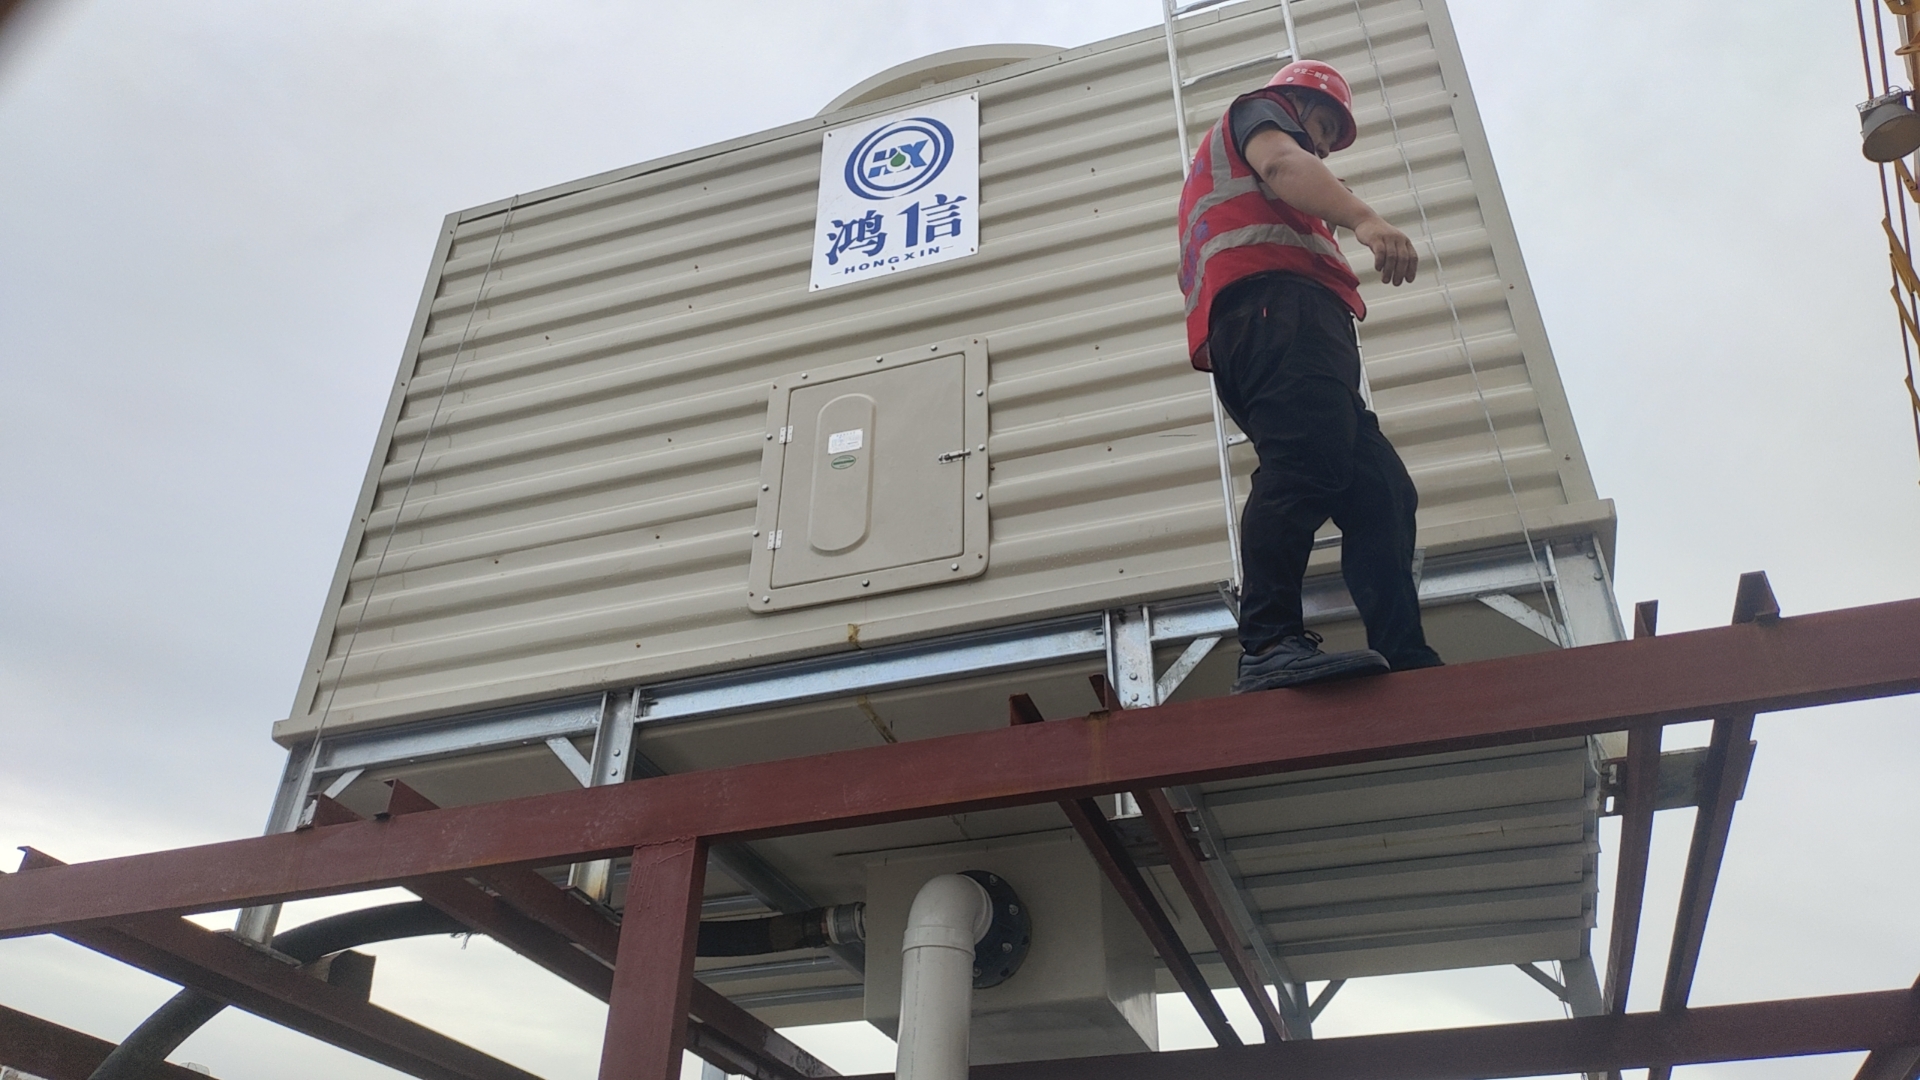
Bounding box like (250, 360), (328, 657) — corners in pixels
(748, 337), (989, 611)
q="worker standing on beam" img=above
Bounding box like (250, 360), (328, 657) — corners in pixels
(1178, 60), (1444, 691)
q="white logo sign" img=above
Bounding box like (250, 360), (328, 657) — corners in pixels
(809, 94), (979, 292)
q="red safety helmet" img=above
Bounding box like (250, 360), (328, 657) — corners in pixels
(1267, 60), (1357, 152)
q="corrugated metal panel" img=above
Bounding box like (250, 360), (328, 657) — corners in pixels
(281, 0), (1608, 740)
(1193, 740), (1599, 981)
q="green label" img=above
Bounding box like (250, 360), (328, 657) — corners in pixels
(830, 454), (857, 470)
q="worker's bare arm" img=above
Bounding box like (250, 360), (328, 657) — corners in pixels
(1242, 127), (1417, 286)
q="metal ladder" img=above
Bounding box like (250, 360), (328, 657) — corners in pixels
(1149, 0), (1308, 1036)
(1157, 0), (1298, 597)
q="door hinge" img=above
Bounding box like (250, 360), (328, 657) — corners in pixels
(766, 530), (783, 550)
(776, 426), (793, 444)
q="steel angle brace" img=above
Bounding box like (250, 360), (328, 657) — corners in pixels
(558, 691), (639, 904)
(239, 693), (612, 942)
(343, 783), (836, 1080)
(1088, 675), (1308, 1040)
(1140, 783), (1309, 1039)
(1097, 617), (1306, 1033)
(1476, 534), (1630, 649)
(1010, 694), (1241, 1048)
(625, 746), (868, 979)
(1642, 575), (1774, 1080)
(1854, 977), (1920, 1080)
(1514, 958), (1603, 1019)
(1104, 606), (1221, 709)
(0, 1001), (218, 1080)
(829, 985), (1920, 1080)
(1601, 603), (1665, 1024)
(1479, 592), (1565, 646)
(14, 848), (543, 1080)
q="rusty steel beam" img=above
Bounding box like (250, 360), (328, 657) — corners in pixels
(6, 596), (1920, 937)
(0, 1002), (215, 1080)
(15, 850), (545, 1080)
(1656, 714), (1755, 1013)
(1135, 787), (1295, 1041)
(370, 784), (834, 1080)
(1856, 1047), (1920, 1080)
(408, 858), (830, 1080)
(831, 984), (1920, 1080)
(1658, 574), (1780, 1016)
(1856, 976), (1920, 1080)
(1602, 723), (1660, 1013)
(1008, 694), (1241, 1048)
(1633, 599), (1659, 640)
(598, 838), (706, 1080)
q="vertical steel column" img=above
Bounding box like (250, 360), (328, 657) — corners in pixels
(1104, 607), (1157, 709)
(233, 742), (316, 943)
(1646, 575), (1777, 1080)
(571, 690), (640, 903)
(1604, 725), (1662, 1015)
(1607, 606), (1662, 1034)
(1552, 536), (1628, 647)
(600, 837), (708, 1080)
(1657, 714), (1756, 1011)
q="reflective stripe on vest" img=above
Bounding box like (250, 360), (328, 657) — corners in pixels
(1182, 223), (1347, 317)
(1176, 89), (1365, 369)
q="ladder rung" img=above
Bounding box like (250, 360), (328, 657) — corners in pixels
(1181, 50), (1292, 90)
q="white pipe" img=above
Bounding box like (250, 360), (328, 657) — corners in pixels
(895, 874), (993, 1080)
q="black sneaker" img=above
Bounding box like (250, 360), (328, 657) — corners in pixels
(1233, 632), (1391, 693)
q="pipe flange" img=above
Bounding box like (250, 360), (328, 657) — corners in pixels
(960, 870), (1030, 988)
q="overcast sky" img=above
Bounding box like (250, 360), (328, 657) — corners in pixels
(3, 2), (1919, 1078)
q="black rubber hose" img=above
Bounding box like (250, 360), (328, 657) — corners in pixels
(91, 901), (857, 1077)
(89, 902), (467, 1080)
(268, 901), (467, 964)
(696, 910), (835, 957)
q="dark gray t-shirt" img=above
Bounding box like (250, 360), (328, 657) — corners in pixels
(1229, 97), (1314, 159)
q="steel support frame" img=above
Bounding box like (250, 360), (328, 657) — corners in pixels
(1008, 694), (1241, 1048)
(265, 543), (1584, 806)
(7, 596), (1919, 935)
(1097, 535), (1623, 1036)
(0, 1002), (218, 1080)
(566, 690), (639, 903)
(601, 838), (707, 1080)
(1642, 573), (1777, 1080)
(235, 543), (1584, 968)
(370, 783), (838, 1080)
(1136, 786), (1302, 1039)
(827, 985), (1920, 1080)
(15, 850), (542, 1080)
(1091, 657), (1308, 1038)
(7, 594), (1920, 1080)
(1603, 724), (1661, 1015)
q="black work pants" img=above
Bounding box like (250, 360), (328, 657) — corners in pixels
(1208, 273), (1438, 667)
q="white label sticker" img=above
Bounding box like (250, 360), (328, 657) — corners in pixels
(827, 428), (865, 454)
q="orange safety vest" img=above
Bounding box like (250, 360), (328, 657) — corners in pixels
(1176, 88), (1365, 371)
